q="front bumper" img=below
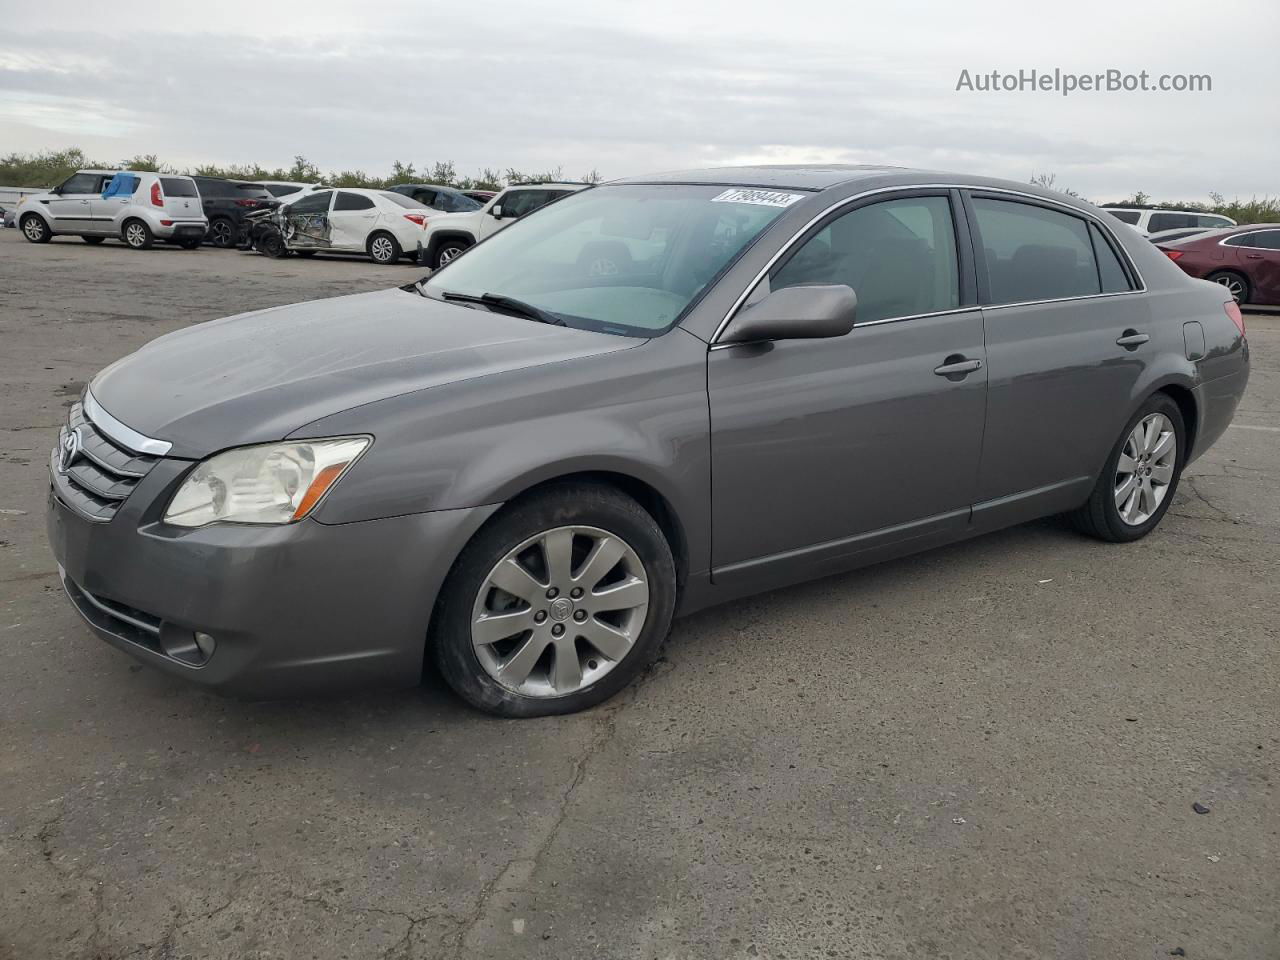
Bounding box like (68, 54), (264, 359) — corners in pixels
(47, 477), (498, 697)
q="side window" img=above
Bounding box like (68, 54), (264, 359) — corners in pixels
(971, 198), (1100, 304)
(59, 173), (99, 195)
(1147, 212), (1195, 232)
(288, 190), (332, 214)
(772, 195), (960, 325)
(1249, 230), (1280, 250)
(195, 179), (231, 197)
(1106, 210), (1142, 225)
(411, 189), (439, 207)
(333, 191), (375, 211)
(1197, 215), (1230, 228)
(499, 190), (539, 218)
(1223, 233), (1256, 248)
(1089, 223), (1134, 293)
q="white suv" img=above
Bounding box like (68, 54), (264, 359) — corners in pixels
(416, 182), (587, 268)
(18, 170), (208, 249)
(1101, 206), (1236, 236)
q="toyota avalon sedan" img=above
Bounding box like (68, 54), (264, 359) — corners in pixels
(47, 165), (1250, 717)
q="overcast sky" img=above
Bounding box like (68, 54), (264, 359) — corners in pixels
(2, 0), (1275, 202)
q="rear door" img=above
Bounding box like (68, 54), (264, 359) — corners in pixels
(329, 191), (379, 249)
(47, 172), (102, 231)
(708, 190), (987, 590)
(281, 190), (333, 249)
(964, 191), (1148, 529)
(1226, 229), (1280, 304)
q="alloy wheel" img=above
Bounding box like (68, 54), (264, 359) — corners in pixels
(1114, 412), (1176, 525)
(1214, 275), (1244, 303)
(438, 245), (463, 265)
(22, 218), (45, 241)
(470, 525), (650, 698)
(371, 236), (395, 262)
(125, 223), (147, 248)
(211, 220), (233, 247)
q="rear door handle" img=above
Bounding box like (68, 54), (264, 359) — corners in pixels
(1245, 253), (1263, 260)
(1116, 330), (1150, 348)
(933, 356), (983, 378)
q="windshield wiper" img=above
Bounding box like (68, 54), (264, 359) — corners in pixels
(433, 289), (567, 326)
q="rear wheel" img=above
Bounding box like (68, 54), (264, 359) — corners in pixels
(368, 231), (401, 265)
(434, 238), (470, 270)
(82, 236), (105, 245)
(122, 219), (153, 250)
(20, 215), (50, 243)
(1070, 393), (1185, 542)
(208, 218), (235, 248)
(434, 484), (677, 717)
(1206, 270), (1249, 305)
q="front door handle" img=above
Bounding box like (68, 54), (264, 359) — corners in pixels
(1244, 253), (1263, 260)
(933, 355), (983, 379)
(1116, 330), (1150, 349)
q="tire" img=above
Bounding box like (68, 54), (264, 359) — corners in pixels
(82, 236), (105, 245)
(367, 231), (401, 265)
(1069, 393), (1185, 542)
(20, 215), (50, 244)
(294, 250), (317, 258)
(433, 238), (470, 270)
(258, 232), (288, 259)
(1206, 270), (1250, 305)
(121, 219), (153, 250)
(434, 483), (677, 718)
(208, 218), (236, 248)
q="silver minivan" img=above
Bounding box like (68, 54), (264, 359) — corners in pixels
(18, 169), (208, 249)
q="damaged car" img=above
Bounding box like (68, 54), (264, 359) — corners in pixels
(240, 187), (430, 264)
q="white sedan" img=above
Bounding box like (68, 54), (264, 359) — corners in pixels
(272, 188), (430, 264)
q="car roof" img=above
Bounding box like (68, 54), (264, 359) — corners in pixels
(395, 183), (468, 194)
(612, 164), (907, 191)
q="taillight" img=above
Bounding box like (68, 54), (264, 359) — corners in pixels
(403, 214), (427, 226)
(233, 198), (260, 208)
(1225, 300), (1246, 337)
(150, 181), (163, 207)
(1163, 249), (1184, 261)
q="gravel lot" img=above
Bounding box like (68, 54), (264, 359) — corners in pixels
(1, 229), (1277, 960)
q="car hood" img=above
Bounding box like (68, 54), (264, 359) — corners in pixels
(90, 287), (640, 458)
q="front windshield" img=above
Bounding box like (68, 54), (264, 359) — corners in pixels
(422, 184), (798, 336)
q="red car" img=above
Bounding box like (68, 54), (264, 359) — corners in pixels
(1158, 224), (1280, 305)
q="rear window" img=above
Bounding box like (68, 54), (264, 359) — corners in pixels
(234, 184), (272, 200)
(334, 191), (376, 211)
(265, 184), (303, 197)
(380, 192), (428, 209)
(1106, 210), (1142, 225)
(160, 177), (199, 198)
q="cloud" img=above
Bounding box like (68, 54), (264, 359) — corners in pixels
(1, 0), (1275, 201)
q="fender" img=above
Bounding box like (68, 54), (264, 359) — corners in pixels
(424, 230), (475, 264)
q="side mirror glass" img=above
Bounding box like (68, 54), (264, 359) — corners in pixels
(720, 284), (857, 344)
(490, 204), (504, 219)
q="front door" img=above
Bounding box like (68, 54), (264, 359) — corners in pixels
(708, 191), (987, 590)
(48, 172), (103, 232)
(965, 192), (1150, 527)
(281, 190), (333, 249)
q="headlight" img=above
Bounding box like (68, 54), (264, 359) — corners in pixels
(163, 437), (370, 527)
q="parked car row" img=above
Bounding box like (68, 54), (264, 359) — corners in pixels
(1156, 224), (1280, 306)
(1101, 204), (1236, 236)
(14, 169), (584, 265)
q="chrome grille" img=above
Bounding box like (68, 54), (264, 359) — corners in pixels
(52, 401), (161, 521)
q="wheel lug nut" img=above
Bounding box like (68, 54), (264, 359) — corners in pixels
(534, 611), (547, 623)
(574, 610), (587, 622)
(546, 587), (559, 600)
(551, 624), (565, 637)
(570, 587), (583, 599)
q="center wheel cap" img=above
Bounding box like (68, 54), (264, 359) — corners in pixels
(549, 596), (574, 622)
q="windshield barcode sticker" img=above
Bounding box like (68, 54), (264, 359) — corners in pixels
(710, 188), (804, 208)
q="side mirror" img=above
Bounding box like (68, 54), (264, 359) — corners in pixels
(720, 284), (857, 344)
(490, 204), (504, 220)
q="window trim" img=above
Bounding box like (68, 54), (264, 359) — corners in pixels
(710, 184), (1146, 344)
(1219, 230), (1280, 251)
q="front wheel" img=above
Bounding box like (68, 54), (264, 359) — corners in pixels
(20, 215), (51, 243)
(434, 484), (677, 717)
(1070, 393), (1185, 542)
(367, 232), (401, 265)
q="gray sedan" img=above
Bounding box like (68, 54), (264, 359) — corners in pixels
(47, 166), (1251, 716)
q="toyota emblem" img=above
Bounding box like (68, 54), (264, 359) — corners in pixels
(59, 427), (82, 472)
